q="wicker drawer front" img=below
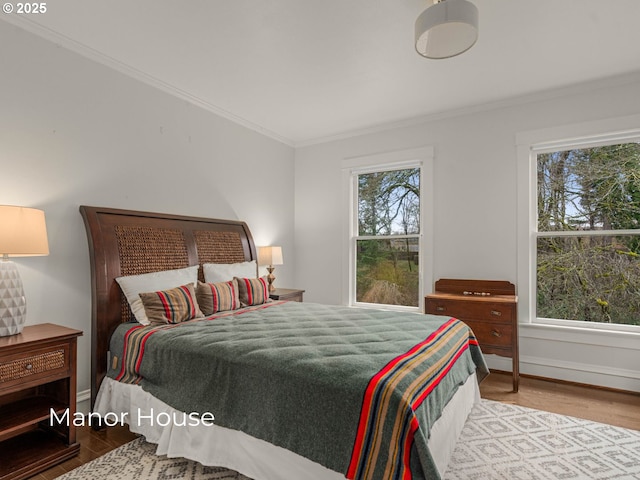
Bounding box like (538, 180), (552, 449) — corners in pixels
(425, 298), (514, 324)
(0, 346), (67, 384)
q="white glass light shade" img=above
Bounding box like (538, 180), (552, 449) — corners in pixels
(258, 246), (283, 266)
(415, 0), (478, 59)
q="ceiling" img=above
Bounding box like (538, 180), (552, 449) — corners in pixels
(4, 1), (640, 146)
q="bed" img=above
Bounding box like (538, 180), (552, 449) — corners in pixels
(79, 205), (488, 480)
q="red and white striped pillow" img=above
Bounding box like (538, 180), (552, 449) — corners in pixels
(235, 276), (270, 306)
(139, 283), (203, 325)
(196, 279), (240, 315)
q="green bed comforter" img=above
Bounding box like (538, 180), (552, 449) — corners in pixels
(108, 301), (488, 480)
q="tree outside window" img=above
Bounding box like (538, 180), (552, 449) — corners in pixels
(355, 167), (421, 308)
(536, 142), (640, 325)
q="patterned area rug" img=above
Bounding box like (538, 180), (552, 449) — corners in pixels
(55, 399), (640, 480)
(445, 400), (640, 479)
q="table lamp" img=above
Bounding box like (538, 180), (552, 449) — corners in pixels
(258, 246), (283, 292)
(0, 206), (49, 336)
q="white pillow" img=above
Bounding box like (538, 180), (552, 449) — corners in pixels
(203, 260), (257, 283)
(116, 265), (199, 325)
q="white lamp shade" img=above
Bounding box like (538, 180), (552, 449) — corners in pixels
(0, 206), (49, 256)
(0, 206), (48, 336)
(258, 246), (283, 266)
(415, 0), (478, 59)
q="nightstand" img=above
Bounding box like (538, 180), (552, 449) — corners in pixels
(425, 279), (519, 392)
(269, 288), (305, 302)
(0, 323), (83, 480)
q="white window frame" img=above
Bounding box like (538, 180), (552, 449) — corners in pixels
(517, 115), (640, 335)
(342, 147), (434, 311)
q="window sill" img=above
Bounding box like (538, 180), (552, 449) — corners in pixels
(520, 321), (640, 350)
(351, 302), (420, 314)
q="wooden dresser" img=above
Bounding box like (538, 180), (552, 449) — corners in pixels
(0, 323), (83, 480)
(425, 279), (519, 392)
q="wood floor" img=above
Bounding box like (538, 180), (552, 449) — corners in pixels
(35, 424), (138, 480)
(481, 371), (640, 431)
(36, 372), (639, 479)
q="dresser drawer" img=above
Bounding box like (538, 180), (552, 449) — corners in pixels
(464, 319), (513, 348)
(425, 280), (519, 391)
(425, 297), (514, 323)
(0, 343), (69, 388)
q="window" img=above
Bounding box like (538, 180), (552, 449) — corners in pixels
(351, 166), (422, 308)
(343, 147), (433, 310)
(533, 140), (640, 328)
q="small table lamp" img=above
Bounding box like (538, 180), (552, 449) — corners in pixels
(258, 246), (283, 292)
(0, 206), (49, 336)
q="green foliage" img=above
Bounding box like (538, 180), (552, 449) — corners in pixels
(537, 143), (640, 325)
(355, 167), (421, 307)
(356, 240), (419, 307)
(538, 143), (640, 236)
(537, 238), (640, 325)
(358, 168), (420, 236)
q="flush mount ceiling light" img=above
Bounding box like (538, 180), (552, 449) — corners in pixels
(415, 0), (479, 59)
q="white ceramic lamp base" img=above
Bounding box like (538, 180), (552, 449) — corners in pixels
(0, 260), (27, 336)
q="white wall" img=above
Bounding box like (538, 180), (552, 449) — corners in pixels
(0, 23), (295, 410)
(294, 75), (640, 392)
(3, 17), (639, 402)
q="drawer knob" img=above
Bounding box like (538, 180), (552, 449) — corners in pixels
(491, 330), (502, 337)
(436, 306), (445, 312)
(490, 310), (502, 317)
(25, 363), (33, 370)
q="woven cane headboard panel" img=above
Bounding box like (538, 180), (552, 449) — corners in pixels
(194, 230), (247, 266)
(115, 225), (190, 322)
(80, 206), (257, 408)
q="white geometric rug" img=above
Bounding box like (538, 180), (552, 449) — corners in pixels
(55, 399), (640, 480)
(445, 400), (640, 479)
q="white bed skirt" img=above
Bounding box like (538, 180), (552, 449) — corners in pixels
(94, 373), (479, 480)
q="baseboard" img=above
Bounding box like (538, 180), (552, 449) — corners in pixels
(484, 354), (640, 393)
(77, 388), (92, 415)
(489, 369), (640, 396)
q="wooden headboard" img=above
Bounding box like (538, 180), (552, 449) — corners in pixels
(79, 206), (257, 408)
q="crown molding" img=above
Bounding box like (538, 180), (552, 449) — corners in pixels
(1, 16), (295, 147)
(295, 70), (640, 148)
(4, 16), (640, 150)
